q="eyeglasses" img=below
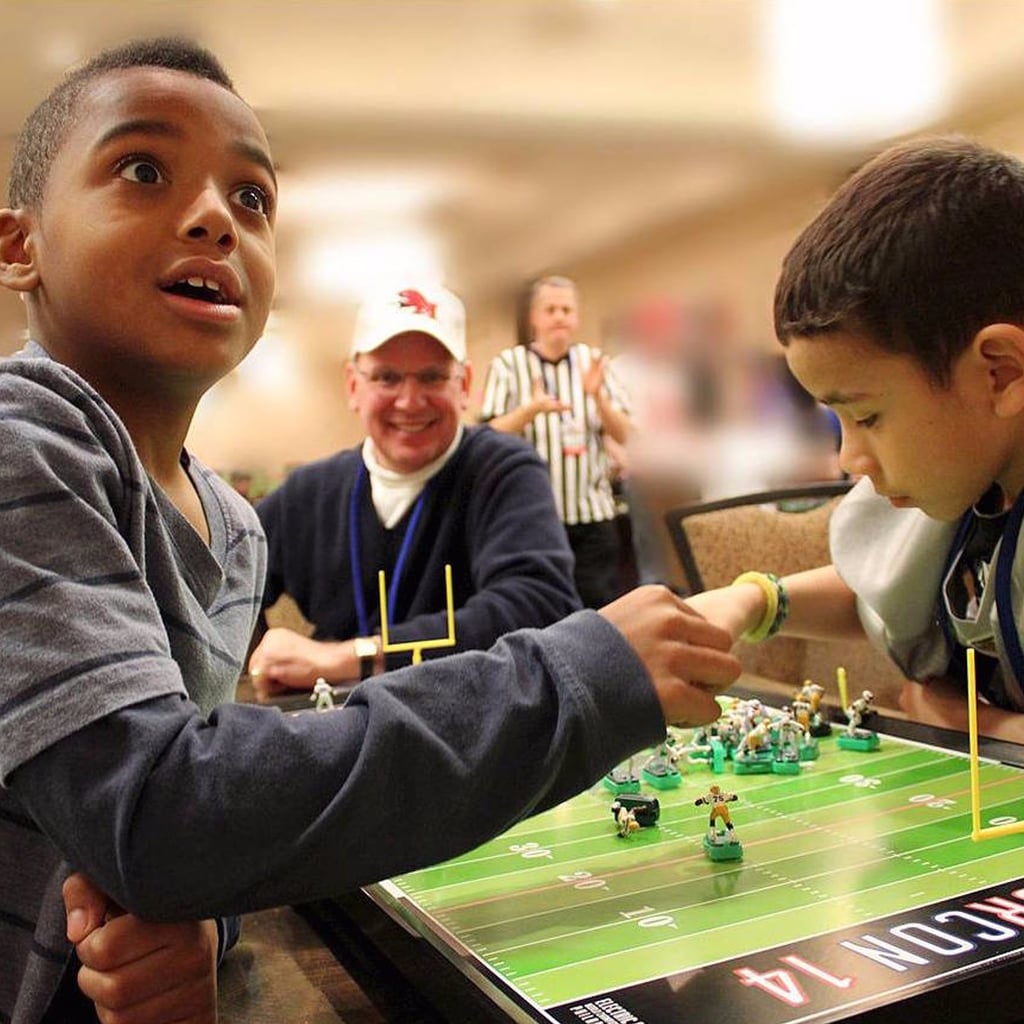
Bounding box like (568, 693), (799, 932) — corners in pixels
(355, 367), (463, 393)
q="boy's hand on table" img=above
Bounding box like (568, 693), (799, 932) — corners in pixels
(63, 872), (218, 1024)
(600, 585), (742, 727)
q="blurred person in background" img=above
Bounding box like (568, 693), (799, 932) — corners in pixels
(606, 298), (701, 587)
(250, 284), (580, 696)
(479, 275), (633, 608)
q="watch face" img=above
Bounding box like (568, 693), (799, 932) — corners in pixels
(355, 638), (378, 658)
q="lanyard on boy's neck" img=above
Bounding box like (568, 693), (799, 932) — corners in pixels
(349, 463), (432, 638)
(942, 487), (1024, 685)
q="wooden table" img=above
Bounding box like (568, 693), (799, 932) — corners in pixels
(218, 906), (385, 1023)
(219, 902), (458, 1022)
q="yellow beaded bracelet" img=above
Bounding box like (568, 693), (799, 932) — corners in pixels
(732, 571), (788, 643)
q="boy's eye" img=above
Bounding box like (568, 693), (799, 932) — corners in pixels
(855, 413), (878, 428)
(118, 158), (164, 185)
(233, 185), (271, 216)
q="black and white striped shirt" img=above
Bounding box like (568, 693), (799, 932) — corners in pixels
(479, 343), (630, 526)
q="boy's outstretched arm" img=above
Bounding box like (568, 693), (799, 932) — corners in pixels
(13, 596), (740, 924)
(685, 565), (866, 645)
(63, 872), (218, 1024)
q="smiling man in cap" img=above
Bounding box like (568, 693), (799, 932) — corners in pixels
(249, 283), (581, 694)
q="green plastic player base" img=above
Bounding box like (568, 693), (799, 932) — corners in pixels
(799, 741), (820, 761)
(772, 758), (801, 775)
(733, 754), (773, 775)
(602, 769), (642, 794)
(837, 731), (881, 752)
(710, 738), (727, 773)
(642, 764), (682, 789)
(703, 833), (743, 861)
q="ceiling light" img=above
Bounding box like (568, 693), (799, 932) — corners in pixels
(765, 0), (948, 144)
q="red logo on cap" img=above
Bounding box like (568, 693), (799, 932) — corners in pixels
(397, 289), (437, 319)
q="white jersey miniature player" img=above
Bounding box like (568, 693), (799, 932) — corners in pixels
(844, 689), (875, 736)
(775, 707), (806, 758)
(615, 805), (639, 838)
(792, 697), (812, 731)
(737, 698), (764, 735)
(736, 718), (771, 758)
(310, 677), (335, 712)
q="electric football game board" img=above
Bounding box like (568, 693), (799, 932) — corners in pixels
(301, 683), (1024, 1024)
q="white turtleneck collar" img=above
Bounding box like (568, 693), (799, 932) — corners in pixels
(361, 425), (464, 528)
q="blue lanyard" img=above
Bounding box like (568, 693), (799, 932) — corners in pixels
(942, 488), (1024, 685)
(349, 462), (432, 637)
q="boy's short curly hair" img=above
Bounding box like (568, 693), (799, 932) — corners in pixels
(774, 136), (1024, 386)
(8, 37), (235, 210)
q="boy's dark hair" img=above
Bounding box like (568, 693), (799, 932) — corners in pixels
(774, 136), (1024, 386)
(8, 37), (235, 209)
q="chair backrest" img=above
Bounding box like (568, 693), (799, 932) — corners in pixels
(663, 480), (906, 707)
(664, 480), (854, 594)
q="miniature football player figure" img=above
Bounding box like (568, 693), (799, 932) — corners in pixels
(797, 680), (825, 714)
(792, 697), (812, 731)
(796, 679), (831, 737)
(695, 784), (742, 860)
(845, 689), (875, 735)
(734, 716), (774, 774)
(736, 718), (771, 758)
(310, 677), (335, 712)
(838, 689), (880, 751)
(615, 804), (640, 838)
(611, 792), (660, 838)
(772, 707), (809, 772)
(602, 753), (643, 794)
(736, 698), (764, 736)
(642, 733), (683, 789)
(695, 784), (738, 837)
(684, 723), (727, 773)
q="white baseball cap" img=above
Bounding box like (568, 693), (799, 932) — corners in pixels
(351, 285), (466, 361)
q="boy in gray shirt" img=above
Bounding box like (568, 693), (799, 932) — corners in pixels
(0, 38), (741, 1024)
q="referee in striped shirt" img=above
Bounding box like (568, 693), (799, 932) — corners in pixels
(480, 276), (633, 607)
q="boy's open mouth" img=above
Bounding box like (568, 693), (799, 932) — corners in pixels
(162, 276), (233, 306)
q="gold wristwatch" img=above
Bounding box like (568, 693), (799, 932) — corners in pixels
(354, 636), (380, 680)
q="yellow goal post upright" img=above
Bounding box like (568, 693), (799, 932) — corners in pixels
(967, 646), (1024, 841)
(377, 563), (456, 665)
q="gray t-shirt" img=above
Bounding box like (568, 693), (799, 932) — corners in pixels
(0, 347), (265, 1023)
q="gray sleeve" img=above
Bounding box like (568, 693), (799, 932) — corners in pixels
(13, 611), (664, 921)
(0, 367), (185, 777)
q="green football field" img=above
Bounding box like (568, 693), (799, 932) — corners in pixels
(378, 728), (1024, 1011)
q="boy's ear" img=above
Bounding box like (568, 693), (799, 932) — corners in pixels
(0, 208), (40, 292)
(975, 324), (1024, 418)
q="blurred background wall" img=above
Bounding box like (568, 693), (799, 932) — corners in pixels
(3, 0), (1024, 492)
